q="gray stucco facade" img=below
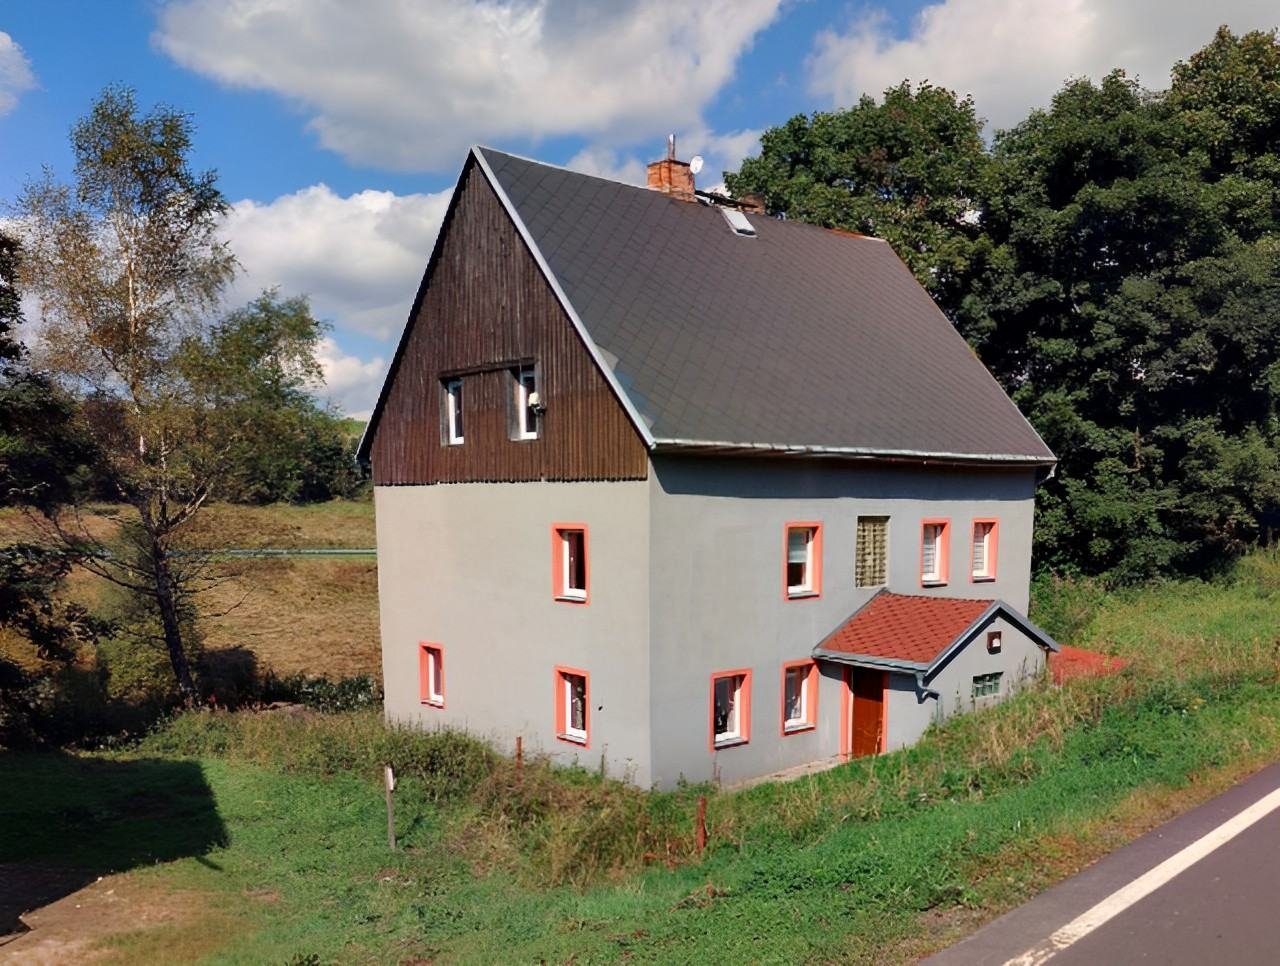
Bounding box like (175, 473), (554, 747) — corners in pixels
(375, 455), (1052, 789)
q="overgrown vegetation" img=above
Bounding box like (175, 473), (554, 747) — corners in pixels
(729, 26), (1280, 582)
(6, 550), (1280, 961)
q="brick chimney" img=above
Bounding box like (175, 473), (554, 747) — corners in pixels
(647, 134), (695, 201)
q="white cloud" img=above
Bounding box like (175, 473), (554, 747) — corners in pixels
(314, 336), (386, 419)
(155, 0), (782, 171)
(222, 184), (451, 341)
(0, 31), (36, 116)
(809, 0), (1280, 133)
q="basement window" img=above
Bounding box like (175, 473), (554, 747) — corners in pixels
(443, 377), (464, 445)
(720, 207), (757, 237)
(552, 524), (588, 603)
(712, 669), (751, 748)
(555, 667), (589, 746)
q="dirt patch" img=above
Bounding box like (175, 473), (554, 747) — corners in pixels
(0, 869), (224, 964)
(1050, 645), (1128, 685)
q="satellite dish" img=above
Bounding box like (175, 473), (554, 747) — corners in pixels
(689, 155), (704, 175)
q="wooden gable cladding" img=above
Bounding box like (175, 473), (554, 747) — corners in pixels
(369, 161), (649, 485)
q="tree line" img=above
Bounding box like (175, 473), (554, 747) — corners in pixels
(727, 26), (1280, 583)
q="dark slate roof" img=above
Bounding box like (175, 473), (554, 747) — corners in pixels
(813, 590), (1059, 676)
(476, 147), (1054, 463)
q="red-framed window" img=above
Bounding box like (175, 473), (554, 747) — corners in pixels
(780, 659), (819, 735)
(970, 518), (999, 582)
(783, 521), (823, 599)
(710, 668), (752, 750)
(554, 665), (590, 747)
(920, 518), (950, 586)
(418, 642), (444, 708)
(551, 523), (589, 603)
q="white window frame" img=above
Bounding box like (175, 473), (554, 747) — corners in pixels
(562, 672), (587, 742)
(922, 523), (944, 584)
(444, 378), (464, 445)
(713, 674), (745, 746)
(971, 521), (994, 579)
(425, 647), (443, 705)
(786, 526), (816, 597)
(783, 666), (809, 732)
(560, 529), (587, 601)
(514, 366), (538, 440)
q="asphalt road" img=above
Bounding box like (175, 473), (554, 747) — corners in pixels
(927, 760), (1280, 965)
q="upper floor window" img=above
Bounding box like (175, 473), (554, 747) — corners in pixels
(552, 524), (588, 603)
(920, 519), (950, 585)
(512, 365), (539, 441)
(855, 516), (888, 587)
(971, 519), (998, 581)
(784, 522), (823, 599)
(443, 377), (464, 445)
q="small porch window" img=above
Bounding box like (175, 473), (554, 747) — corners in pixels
(711, 669), (751, 748)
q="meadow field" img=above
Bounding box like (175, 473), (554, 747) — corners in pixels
(3, 521), (1280, 962)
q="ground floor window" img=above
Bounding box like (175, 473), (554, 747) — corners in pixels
(418, 642), (444, 707)
(555, 666), (589, 746)
(972, 671), (1002, 699)
(711, 669), (752, 748)
(781, 659), (818, 733)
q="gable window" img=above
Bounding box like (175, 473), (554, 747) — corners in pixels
(855, 516), (889, 587)
(986, 630), (1002, 653)
(710, 669), (752, 748)
(784, 522), (823, 599)
(920, 519), (950, 585)
(781, 660), (818, 734)
(555, 666), (589, 746)
(443, 377), (464, 445)
(418, 643), (444, 708)
(551, 524), (588, 603)
(972, 672), (1002, 699)
(971, 519), (998, 582)
(512, 365), (539, 441)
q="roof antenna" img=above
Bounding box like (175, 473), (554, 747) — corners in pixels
(667, 133), (675, 160)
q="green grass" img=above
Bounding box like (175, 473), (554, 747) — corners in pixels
(7, 550), (1280, 962)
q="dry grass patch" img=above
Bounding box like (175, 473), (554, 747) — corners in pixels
(199, 556), (380, 680)
(182, 499), (374, 549)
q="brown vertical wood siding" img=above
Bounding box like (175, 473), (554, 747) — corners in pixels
(369, 162), (649, 485)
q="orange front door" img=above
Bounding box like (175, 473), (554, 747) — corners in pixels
(850, 670), (885, 758)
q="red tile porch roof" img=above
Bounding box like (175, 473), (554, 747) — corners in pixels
(819, 591), (995, 665)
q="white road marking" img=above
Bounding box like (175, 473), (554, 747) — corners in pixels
(1006, 784), (1280, 966)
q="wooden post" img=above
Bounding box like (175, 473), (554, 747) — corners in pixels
(695, 795), (707, 854)
(516, 736), (524, 784)
(384, 764), (397, 852)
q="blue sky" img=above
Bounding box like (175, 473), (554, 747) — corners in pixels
(1, 0), (1274, 416)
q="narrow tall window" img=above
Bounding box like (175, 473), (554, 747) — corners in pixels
(711, 670), (751, 748)
(921, 520), (949, 585)
(512, 366), (539, 440)
(418, 643), (444, 708)
(555, 667), (589, 746)
(855, 516), (889, 587)
(784, 522), (822, 599)
(971, 519), (998, 581)
(552, 524), (589, 603)
(781, 660), (818, 734)
(444, 378), (464, 445)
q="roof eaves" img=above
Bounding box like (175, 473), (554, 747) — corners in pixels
(652, 437), (1056, 467)
(472, 147), (657, 450)
(812, 649), (929, 673)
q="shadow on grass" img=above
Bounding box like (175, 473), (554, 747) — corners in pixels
(0, 752), (226, 937)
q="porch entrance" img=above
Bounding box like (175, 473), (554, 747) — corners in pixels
(846, 669), (886, 758)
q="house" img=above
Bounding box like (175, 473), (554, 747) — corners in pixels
(358, 142), (1059, 788)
